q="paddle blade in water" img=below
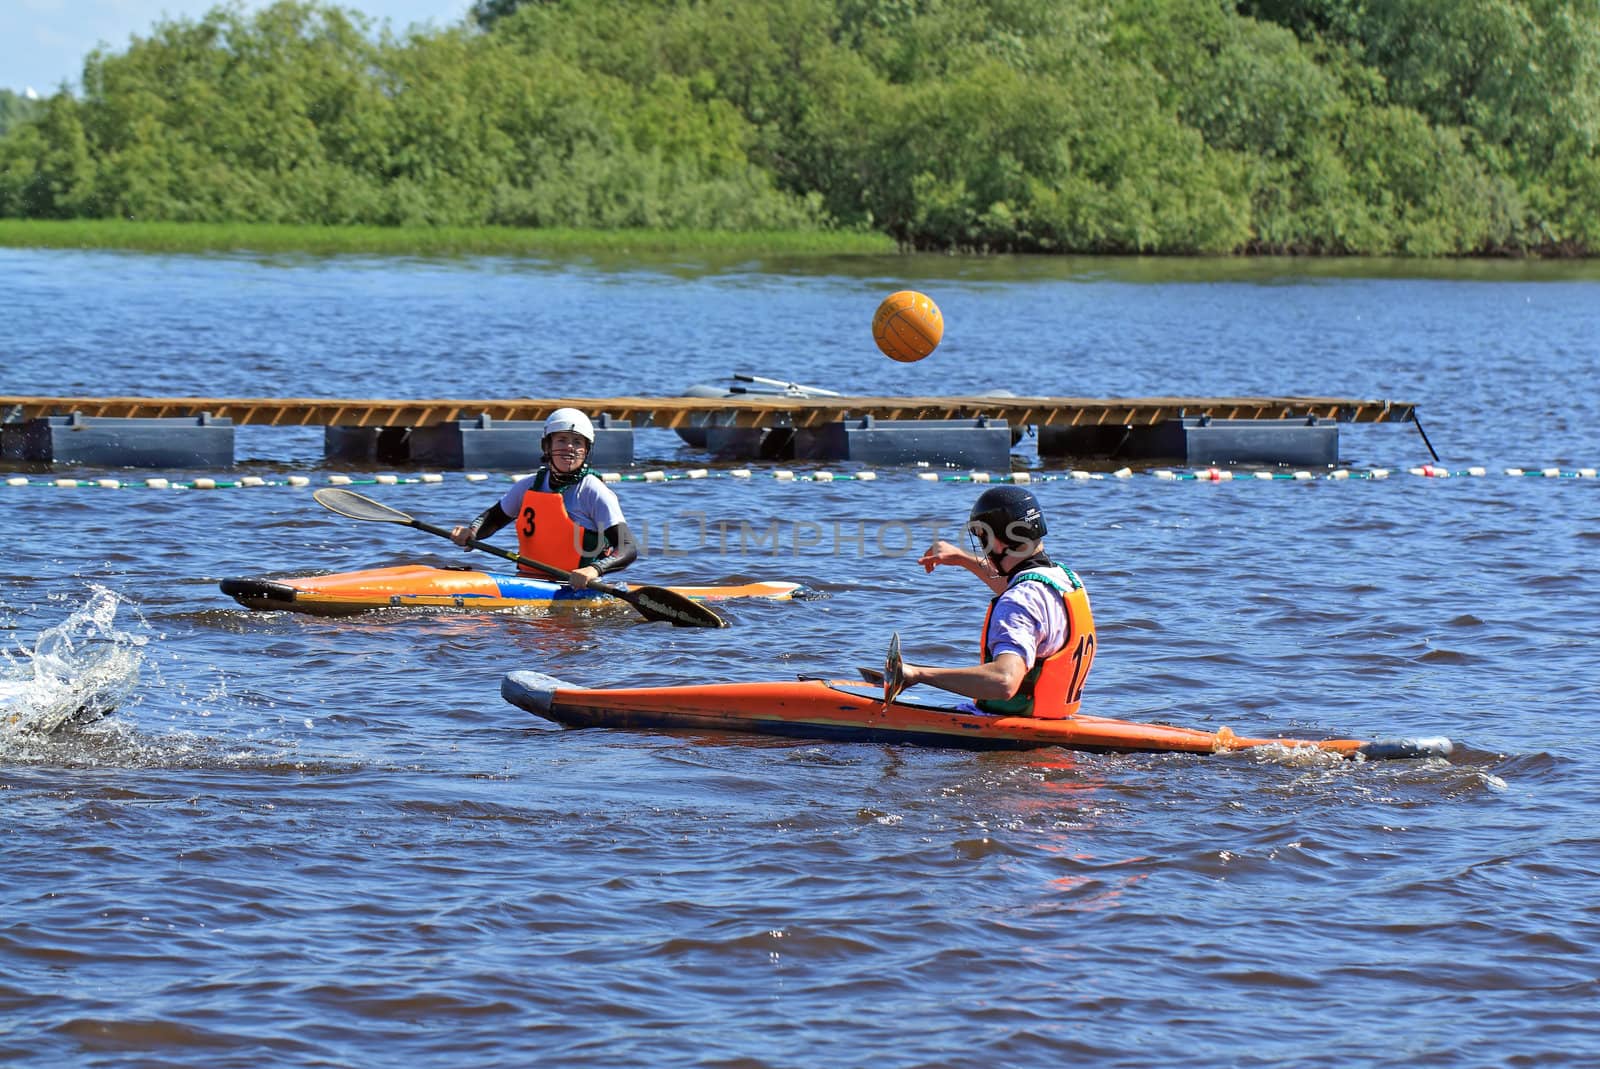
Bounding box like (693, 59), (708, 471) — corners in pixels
(627, 586), (727, 629)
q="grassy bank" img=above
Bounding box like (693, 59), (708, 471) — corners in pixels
(0, 219), (899, 257)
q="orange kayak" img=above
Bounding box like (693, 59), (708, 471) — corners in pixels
(500, 671), (1452, 759)
(221, 564), (803, 616)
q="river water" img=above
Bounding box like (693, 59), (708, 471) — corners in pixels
(3, 247), (1599, 1067)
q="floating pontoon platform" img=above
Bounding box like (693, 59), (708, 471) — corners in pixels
(1, 394), (1418, 469)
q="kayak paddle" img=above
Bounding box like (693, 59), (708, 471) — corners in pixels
(883, 631), (907, 705)
(312, 487), (727, 629)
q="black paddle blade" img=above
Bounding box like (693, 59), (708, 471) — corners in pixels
(313, 487), (412, 524)
(627, 586), (728, 628)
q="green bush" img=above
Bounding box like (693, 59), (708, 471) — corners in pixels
(0, 0), (1594, 255)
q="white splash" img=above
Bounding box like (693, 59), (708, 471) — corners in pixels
(1, 586), (147, 735)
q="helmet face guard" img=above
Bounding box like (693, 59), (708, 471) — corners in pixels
(542, 408), (596, 472)
(967, 486), (1047, 565)
(543, 432), (591, 472)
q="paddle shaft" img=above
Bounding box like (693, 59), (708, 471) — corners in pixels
(420, 517), (726, 627)
(411, 516), (639, 601)
(409, 516), (571, 581)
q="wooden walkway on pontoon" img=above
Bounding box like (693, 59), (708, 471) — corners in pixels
(0, 394), (1416, 429)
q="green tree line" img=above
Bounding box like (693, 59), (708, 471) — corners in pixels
(1, 0), (1596, 255)
(0, 90), (44, 137)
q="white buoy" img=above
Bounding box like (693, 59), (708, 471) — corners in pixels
(855, 471), (877, 481)
(145, 477), (170, 489)
(329, 474), (353, 485)
(917, 472), (938, 482)
(287, 475), (310, 487)
(420, 473), (444, 483)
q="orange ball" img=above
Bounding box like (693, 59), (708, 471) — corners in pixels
(872, 290), (943, 363)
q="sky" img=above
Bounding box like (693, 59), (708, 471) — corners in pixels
(2, 0), (472, 98)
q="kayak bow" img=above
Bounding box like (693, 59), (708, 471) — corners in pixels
(500, 671), (1452, 759)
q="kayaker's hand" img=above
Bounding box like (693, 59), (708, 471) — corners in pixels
(449, 525), (473, 549)
(919, 540), (968, 573)
(885, 660), (923, 705)
(569, 565), (600, 590)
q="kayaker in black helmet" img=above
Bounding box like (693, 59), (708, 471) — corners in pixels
(449, 407), (638, 589)
(886, 485), (1096, 718)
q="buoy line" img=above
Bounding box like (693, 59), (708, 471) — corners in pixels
(1, 465), (1594, 492)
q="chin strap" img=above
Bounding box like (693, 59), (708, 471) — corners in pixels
(539, 444), (596, 489)
(544, 464), (594, 490)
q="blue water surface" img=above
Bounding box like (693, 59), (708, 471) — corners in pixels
(3, 247), (1598, 1068)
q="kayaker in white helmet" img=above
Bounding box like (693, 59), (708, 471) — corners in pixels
(450, 408), (637, 588)
(887, 486), (1096, 718)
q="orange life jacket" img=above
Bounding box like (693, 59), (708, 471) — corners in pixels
(514, 475), (588, 573)
(977, 566), (1096, 719)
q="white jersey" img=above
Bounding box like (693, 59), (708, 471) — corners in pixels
(499, 470), (625, 535)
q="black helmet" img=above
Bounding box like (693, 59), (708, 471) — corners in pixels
(967, 485), (1047, 554)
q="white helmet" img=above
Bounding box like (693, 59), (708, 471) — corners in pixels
(543, 407), (595, 443)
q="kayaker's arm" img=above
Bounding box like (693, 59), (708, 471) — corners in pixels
(568, 522), (638, 589)
(590, 522), (638, 576)
(901, 653), (1026, 703)
(919, 540), (1008, 594)
(450, 503), (513, 547)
